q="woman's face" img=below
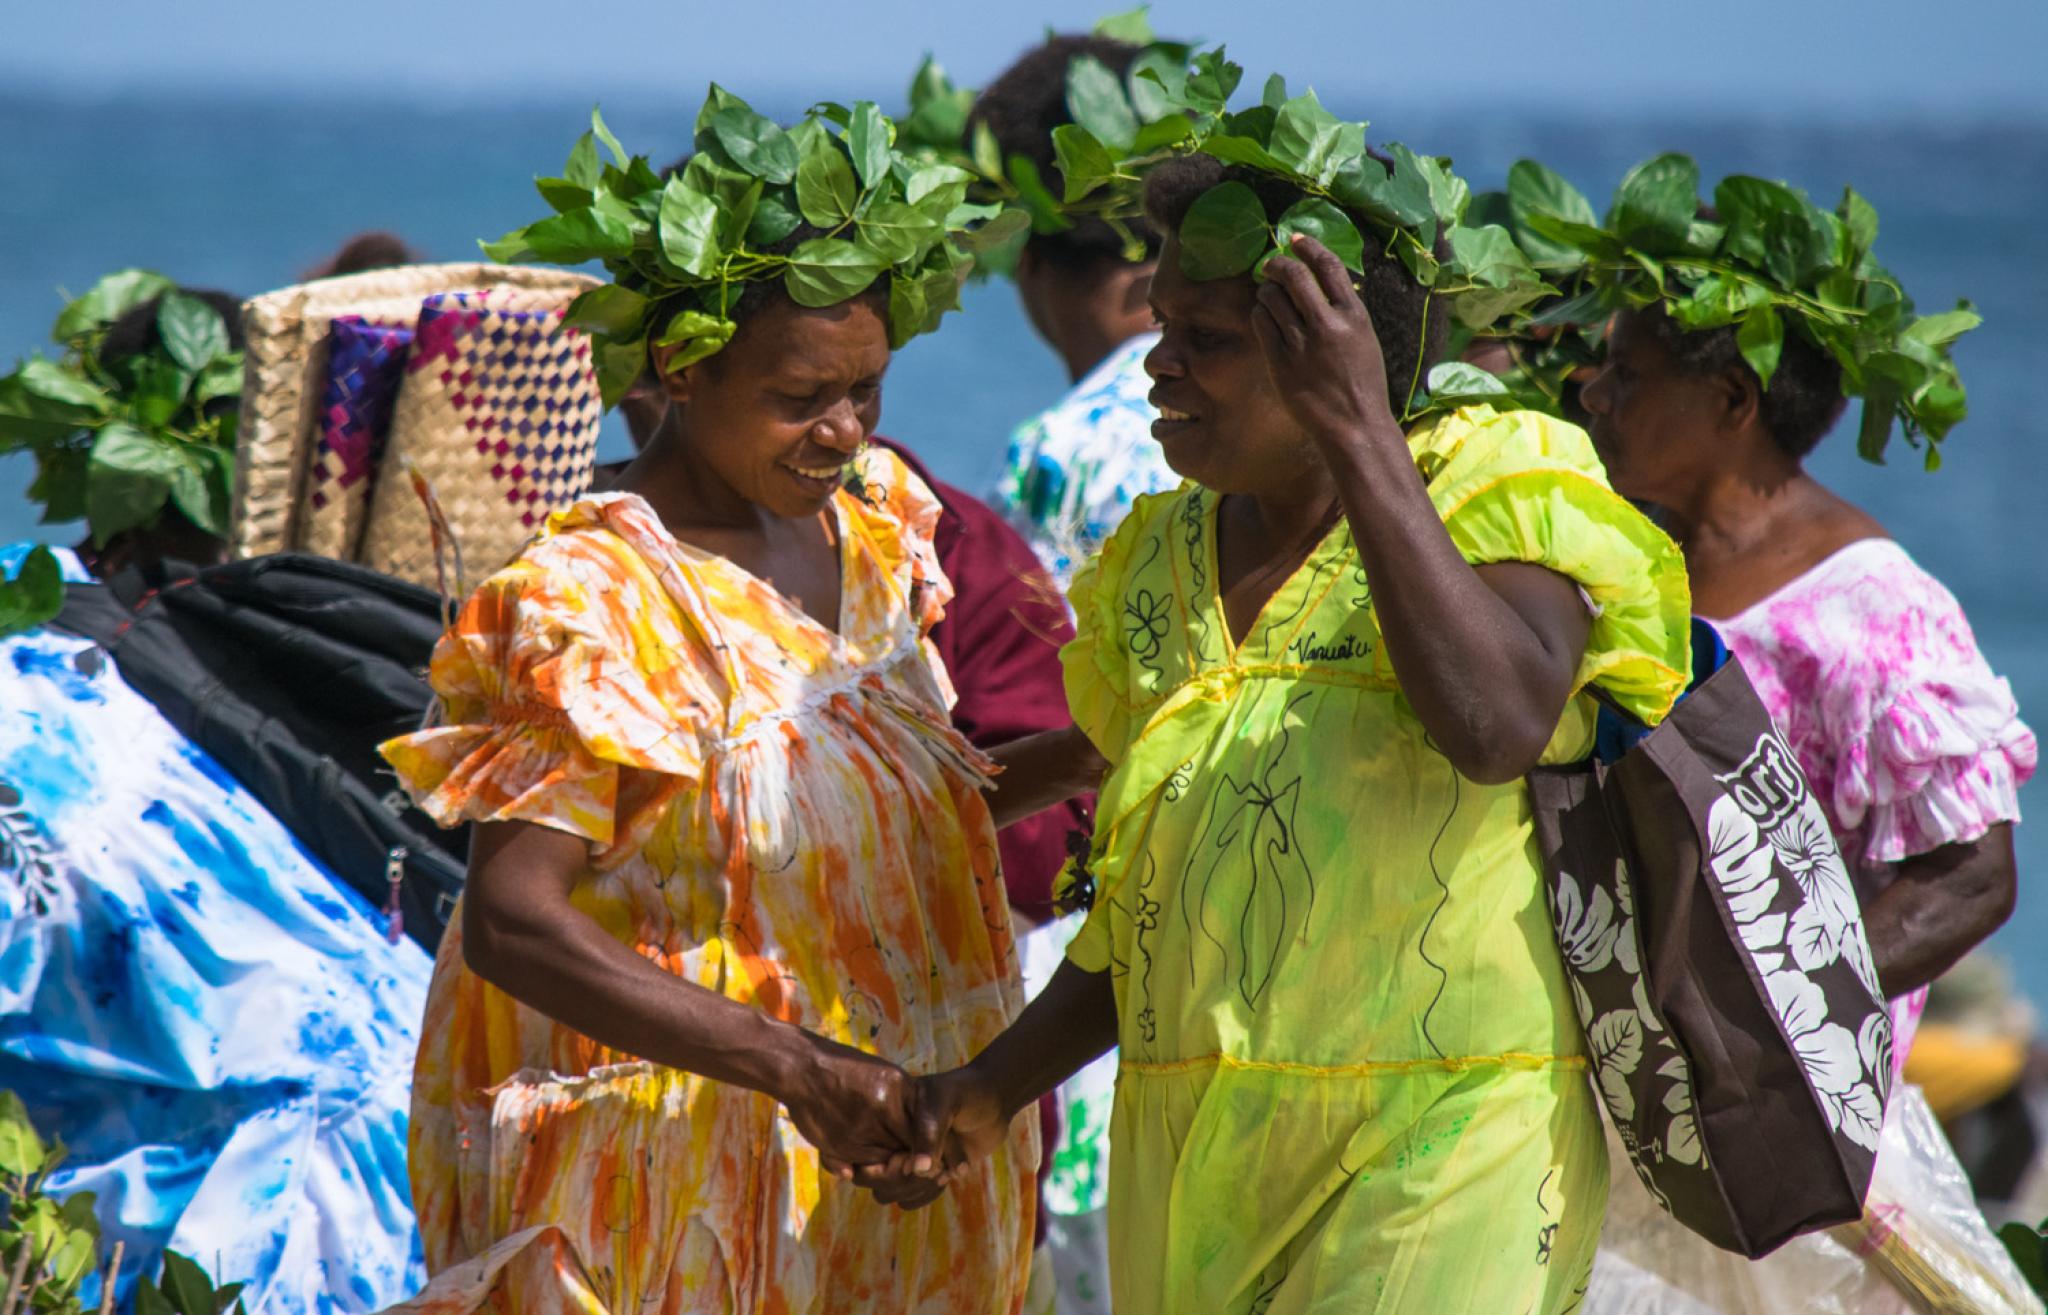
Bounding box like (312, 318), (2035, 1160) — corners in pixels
(1580, 308), (1729, 505)
(1144, 240), (1320, 496)
(662, 292), (890, 519)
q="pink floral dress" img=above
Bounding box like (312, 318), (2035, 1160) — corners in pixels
(1715, 537), (2037, 1065)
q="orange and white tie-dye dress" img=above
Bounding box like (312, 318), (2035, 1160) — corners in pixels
(377, 447), (1035, 1315)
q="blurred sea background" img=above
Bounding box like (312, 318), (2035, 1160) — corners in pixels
(3, 1), (2045, 1002)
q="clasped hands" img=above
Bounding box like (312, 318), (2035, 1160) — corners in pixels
(781, 1034), (1012, 1210)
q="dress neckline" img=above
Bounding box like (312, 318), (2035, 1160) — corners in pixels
(589, 487), (863, 646)
(1201, 490), (1354, 663)
(1713, 536), (1901, 628)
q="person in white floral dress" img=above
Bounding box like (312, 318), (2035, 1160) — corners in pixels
(978, 34), (1180, 595)
(1577, 303), (2038, 1311)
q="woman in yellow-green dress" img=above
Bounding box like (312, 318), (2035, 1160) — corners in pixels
(908, 151), (1692, 1313)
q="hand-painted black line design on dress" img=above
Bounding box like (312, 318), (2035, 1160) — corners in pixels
(1535, 1167), (1558, 1266)
(1180, 493), (1221, 664)
(1180, 693), (1318, 1011)
(1249, 554), (1338, 662)
(1415, 733), (1459, 1059)
(1123, 536), (1171, 677)
(1131, 852), (1162, 1045)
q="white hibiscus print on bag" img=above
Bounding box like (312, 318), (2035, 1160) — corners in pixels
(1766, 968), (1884, 1151)
(1707, 795), (1787, 969)
(1657, 1053), (1703, 1166)
(1588, 1009), (1645, 1122)
(1553, 870), (1620, 974)
(1772, 794), (1883, 999)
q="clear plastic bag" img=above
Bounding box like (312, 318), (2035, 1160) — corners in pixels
(1588, 1084), (2043, 1314)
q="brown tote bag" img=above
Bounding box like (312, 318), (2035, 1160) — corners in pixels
(1530, 647), (1894, 1258)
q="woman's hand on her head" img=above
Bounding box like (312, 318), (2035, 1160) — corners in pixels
(1250, 235), (1405, 456)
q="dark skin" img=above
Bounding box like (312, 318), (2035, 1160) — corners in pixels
(1015, 246), (1159, 383)
(1582, 307), (2017, 995)
(875, 234), (1597, 1184)
(463, 292), (1101, 1211)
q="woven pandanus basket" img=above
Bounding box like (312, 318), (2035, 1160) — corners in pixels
(232, 262), (600, 562)
(357, 291), (604, 590)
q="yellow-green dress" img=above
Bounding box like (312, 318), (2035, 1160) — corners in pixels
(1060, 406), (1691, 1314)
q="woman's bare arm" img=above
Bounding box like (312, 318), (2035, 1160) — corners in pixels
(462, 818), (931, 1175)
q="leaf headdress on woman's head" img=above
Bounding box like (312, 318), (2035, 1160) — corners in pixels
(894, 7), (1199, 275)
(924, 40), (1546, 392)
(0, 269), (243, 546)
(1500, 152), (1976, 469)
(483, 92), (997, 407)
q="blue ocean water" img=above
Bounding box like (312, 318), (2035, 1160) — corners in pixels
(3, 91), (2044, 997)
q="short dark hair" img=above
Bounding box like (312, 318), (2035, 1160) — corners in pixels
(1143, 154), (1450, 415)
(98, 289), (246, 362)
(305, 231), (423, 280)
(972, 34), (1162, 273)
(1641, 305), (1847, 459)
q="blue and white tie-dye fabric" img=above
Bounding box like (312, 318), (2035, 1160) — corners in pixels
(994, 332), (1180, 591)
(0, 544), (431, 1312)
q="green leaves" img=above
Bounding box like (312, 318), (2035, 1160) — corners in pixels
(1713, 175), (1837, 288)
(5, 260), (246, 533)
(1093, 5), (1155, 42)
(856, 201), (941, 263)
(1268, 91), (1352, 188)
(1066, 54), (1140, 152)
(1505, 160), (1596, 268)
(708, 105), (800, 184)
(1051, 125), (1118, 203)
(0, 546), (64, 638)
(564, 284), (650, 338)
(1504, 148), (1980, 468)
(52, 268), (174, 342)
(1443, 224), (1550, 328)
(844, 101), (892, 188)
(658, 178), (723, 277)
(1177, 182), (1270, 279)
(1272, 199), (1363, 273)
(0, 1090), (47, 1176)
(796, 141), (859, 226)
(1735, 305), (1784, 388)
(783, 239), (888, 307)
(87, 421), (184, 545)
(157, 293), (231, 372)
(1607, 152), (1699, 255)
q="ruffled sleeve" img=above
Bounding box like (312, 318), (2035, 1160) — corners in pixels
(1059, 490), (1179, 766)
(1412, 405), (1693, 727)
(842, 446), (959, 703)
(378, 528), (713, 866)
(1798, 550), (2037, 864)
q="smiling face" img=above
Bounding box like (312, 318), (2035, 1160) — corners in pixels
(1580, 307), (1742, 506)
(657, 291), (890, 519)
(1144, 238), (1321, 496)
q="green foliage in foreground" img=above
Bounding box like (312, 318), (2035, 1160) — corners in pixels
(1, 1091), (246, 1313)
(1481, 154), (1976, 469)
(481, 94), (998, 406)
(0, 270), (243, 550)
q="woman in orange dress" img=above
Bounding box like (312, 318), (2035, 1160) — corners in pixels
(376, 104), (1102, 1315)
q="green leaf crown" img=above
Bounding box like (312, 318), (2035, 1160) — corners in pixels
(482, 94), (997, 407)
(905, 36), (1551, 387)
(893, 8), (1198, 273)
(1489, 153), (1976, 469)
(0, 269), (243, 548)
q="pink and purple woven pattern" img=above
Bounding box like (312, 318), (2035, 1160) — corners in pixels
(312, 316), (413, 511)
(407, 291), (601, 529)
